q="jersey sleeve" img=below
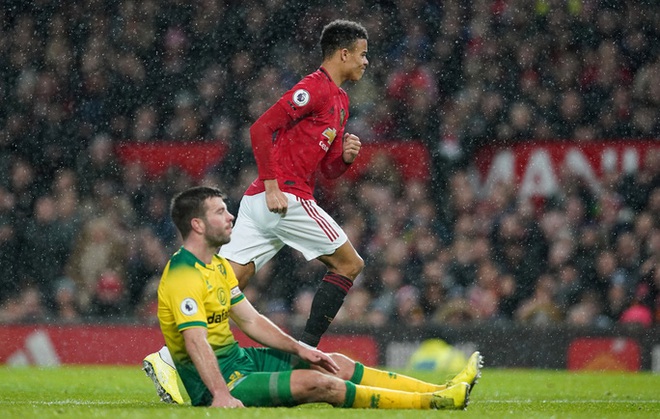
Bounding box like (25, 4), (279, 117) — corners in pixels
(223, 258), (245, 307)
(161, 264), (209, 331)
(250, 104), (289, 180)
(276, 77), (326, 122)
(319, 91), (352, 179)
(319, 133), (351, 179)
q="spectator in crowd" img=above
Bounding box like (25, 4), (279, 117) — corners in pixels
(334, 286), (374, 326)
(618, 282), (654, 328)
(555, 264), (583, 314)
(514, 273), (563, 326)
(0, 283), (46, 323)
(466, 261), (502, 321)
(368, 264), (406, 327)
(75, 133), (122, 199)
(394, 285), (426, 327)
(125, 227), (169, 310)
(20, 195), (73, 308)
(65, 216), (128, 315)
(8, 158), (38, 221)
(652, 267), (660, 323)
(52, 277), (81, 323)
(565, 290), (607, 328)
(0, 186), (20, 303)
(592, 250), (625, 308)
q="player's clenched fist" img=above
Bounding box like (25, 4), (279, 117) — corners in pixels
(264, 179), (288, 215)
(342, 133), (361, 164)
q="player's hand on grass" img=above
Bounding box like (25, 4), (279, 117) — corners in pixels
(342, 133), (361, 164)
(264, 179), (288, 215)
(211, 394), (245, 408)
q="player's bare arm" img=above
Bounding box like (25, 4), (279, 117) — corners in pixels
(342, 133), (361, 164)
(229, 297), (339, 374)
(182, 327), (244, 408)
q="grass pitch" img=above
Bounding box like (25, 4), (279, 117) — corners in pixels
(0, 365), (658, 418)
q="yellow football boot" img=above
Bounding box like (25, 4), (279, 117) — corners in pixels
(142, 352), (184, 404)
(430, 382), (470, 410)
(445, 351), (483, 393)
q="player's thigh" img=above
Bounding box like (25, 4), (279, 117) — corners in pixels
(242, 347), (302, 372)
(276, 194), (348, 261)
(220, 193), (284, 271)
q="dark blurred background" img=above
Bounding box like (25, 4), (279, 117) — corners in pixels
(0, 0), (658, 335)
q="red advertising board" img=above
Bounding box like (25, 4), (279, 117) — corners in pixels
(337, 140), (431, 182)
(0, 325), (378, 366)
(0, 324), (165, 365)
(567, 337), (641, 371)
(474, 140), (659, 198)
(115, 139), (658, 194)
(114, 140), (431, 184)
(114, 140), (229, 180)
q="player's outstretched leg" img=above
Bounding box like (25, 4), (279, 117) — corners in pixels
(143, 347), (184, 404)
(345, 381), (469, 410)
(348, 351), (482, 395)
(352, 362), (444, 393)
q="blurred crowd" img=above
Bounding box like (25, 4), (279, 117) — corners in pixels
(0, 0), (659, 329)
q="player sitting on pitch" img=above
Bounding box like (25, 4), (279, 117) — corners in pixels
(143, 186), (483, 409)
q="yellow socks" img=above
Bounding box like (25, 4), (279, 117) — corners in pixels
(344, 382), (433, 409)
(351, 362), (443, 393)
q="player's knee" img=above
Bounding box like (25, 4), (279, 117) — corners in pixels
(322, 248), (364, 280)
(312, 375), (346, 404)
(347, 254), (364, 279)
(295, 371), (345, 404)
(329, 353), (356, 380)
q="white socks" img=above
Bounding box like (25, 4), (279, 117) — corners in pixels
(158, 346), (176, 369)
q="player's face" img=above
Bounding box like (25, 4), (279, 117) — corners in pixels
(201, 197), (234, 248)
(345, 39), (368, 81)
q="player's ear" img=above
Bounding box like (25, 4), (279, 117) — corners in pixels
(190, 217), (205, 234)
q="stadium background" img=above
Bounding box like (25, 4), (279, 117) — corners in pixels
(0, 1), (658, 370)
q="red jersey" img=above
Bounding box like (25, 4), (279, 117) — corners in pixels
(246, 67), (351, 200)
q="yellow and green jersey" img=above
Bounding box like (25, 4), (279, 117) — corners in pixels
(157, 247), (245, 365)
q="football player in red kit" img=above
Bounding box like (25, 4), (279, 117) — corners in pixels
(144, 20), (371, 405)
(223, 19), (368, 348)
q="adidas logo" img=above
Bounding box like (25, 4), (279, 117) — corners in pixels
(7, 329), (60, 366)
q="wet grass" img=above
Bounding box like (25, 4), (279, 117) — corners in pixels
(0, 365), (658, 418)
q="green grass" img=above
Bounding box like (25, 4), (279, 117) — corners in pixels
(0, 366), (658, 418)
